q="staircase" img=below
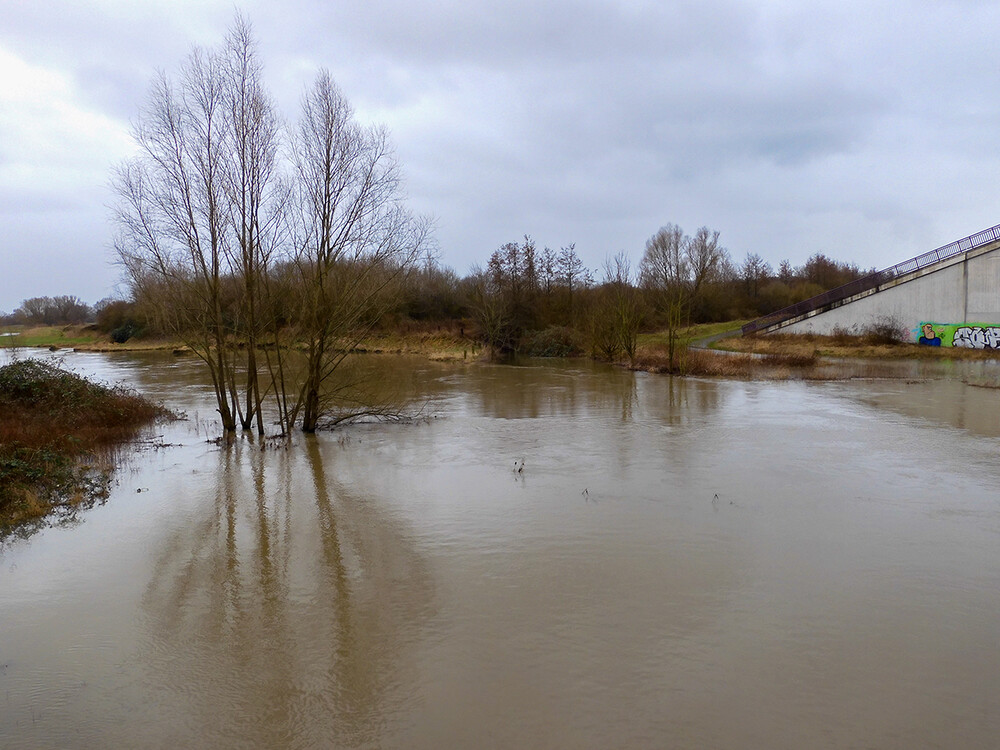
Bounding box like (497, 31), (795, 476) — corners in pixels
(742, 223), (1000, 335)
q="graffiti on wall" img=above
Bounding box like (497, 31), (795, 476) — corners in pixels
(953, 325), (1000, 349)
(918, 323), (943, 346)
(915, 322), (1000, 348)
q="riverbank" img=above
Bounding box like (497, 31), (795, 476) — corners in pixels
(627, 323), (1000, 378)
(7, 322), (1000, 375)
(719, 330), (1000, 361)
(0, 359), (169, 531)
(1, 323), (478, 361)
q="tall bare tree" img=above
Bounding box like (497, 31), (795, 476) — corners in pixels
(220, 16), (285, 434)
(640, 223), (728, 369)
(640, 224), (689, 369)
(283, 71), (427, 433)
(687, 226), (726, 298)
(113, 43), (240, 429)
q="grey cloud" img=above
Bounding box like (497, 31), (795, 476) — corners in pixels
(4, 0), (1000, 309)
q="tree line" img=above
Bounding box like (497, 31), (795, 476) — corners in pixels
(0, 245), (868, 335)
(3, 228), (869, 423)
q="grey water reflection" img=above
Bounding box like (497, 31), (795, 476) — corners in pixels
(138, 434), (433, 748)
(844, 376), (1000, 438)
(461, 359), (724, 426)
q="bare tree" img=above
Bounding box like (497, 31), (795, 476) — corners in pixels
(639, 224), (689, 369)
(601, 252), (642, 364)
(283, 71), (427, 433)
(640, 223), (729, 369)
(740, 252), (772, 299)
(556, 243), (585, 326)
(687, 226), (726, 298)
(777, 258), (794, 284)
(220, 15), (286, 434)
(466, 265), (515, 358)
(113, 43), (240, 430)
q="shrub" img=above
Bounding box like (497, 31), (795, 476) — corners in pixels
(521, 326), (585, 357)
(861, 316), (907, 346)
(110, 322), (139, 343)
(0, 359), (169, 530)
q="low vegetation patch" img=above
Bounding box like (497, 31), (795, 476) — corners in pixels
(521, 326), (585, 357)
(630, 343), (818, 378)
(723, 331), (1000, 360)
(0, 359), (170, 532)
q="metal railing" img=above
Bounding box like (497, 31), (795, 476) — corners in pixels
(741, 223), (1000, 335)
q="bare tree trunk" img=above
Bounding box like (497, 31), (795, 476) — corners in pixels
(287, 71), (426, 432)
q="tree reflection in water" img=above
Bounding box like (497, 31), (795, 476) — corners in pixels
(139, 434), (435, 747)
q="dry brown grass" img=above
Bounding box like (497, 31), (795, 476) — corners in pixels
(723, 331), (1000, 361)
(630, 343), (818, 378)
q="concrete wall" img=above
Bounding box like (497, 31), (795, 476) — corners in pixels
(776, 240), (1000, 342)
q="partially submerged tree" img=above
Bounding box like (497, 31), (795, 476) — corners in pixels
(282, 71), (428, 433)
(113, 42), (240, 429)
(113, 16), (426, 435)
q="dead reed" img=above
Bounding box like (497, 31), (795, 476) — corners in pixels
(728, 331), (1000, 361)
(630, 344), (818, 377)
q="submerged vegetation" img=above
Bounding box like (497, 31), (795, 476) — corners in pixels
(0, 359), (169, 531)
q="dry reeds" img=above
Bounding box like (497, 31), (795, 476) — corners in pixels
(630, 343), (819, 378)
(730, 330), (1000, 361)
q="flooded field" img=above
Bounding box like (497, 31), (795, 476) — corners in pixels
(2, 351), (999, 748)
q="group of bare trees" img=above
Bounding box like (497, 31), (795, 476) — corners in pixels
(112, 17), (428, 434)
(466, 238), (592, 356)
(639, 224), (726, 369)
(7, 296), (93, 326)
(461, 227), (728, 365)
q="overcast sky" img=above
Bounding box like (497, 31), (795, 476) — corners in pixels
(2, 0), (1000, 313)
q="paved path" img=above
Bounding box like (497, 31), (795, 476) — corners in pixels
(688, 328), (742, 351)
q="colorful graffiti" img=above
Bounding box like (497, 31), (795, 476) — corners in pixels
(915, 322), (1000, 348)
(953, 326), (1000, 349)
(918, 323), (942, 346)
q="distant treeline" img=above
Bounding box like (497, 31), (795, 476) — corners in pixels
(2, 239), (870, 351)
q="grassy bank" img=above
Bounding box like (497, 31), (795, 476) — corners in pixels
(636, 320), (748, 351)
(0, 324), (179, 351)
(1, 323), (477, 360)
(720, 330), (1000, 360)
(629, 323), (1000, 379)
(10, 319), (1000, 374)
(0, 359), (169, 531)
(630, 343), (817, 378)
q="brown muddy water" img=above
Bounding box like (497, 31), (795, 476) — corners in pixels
(2, 351), (1000, 749)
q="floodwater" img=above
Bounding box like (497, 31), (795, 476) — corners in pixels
(2, 352), (1000, 749)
